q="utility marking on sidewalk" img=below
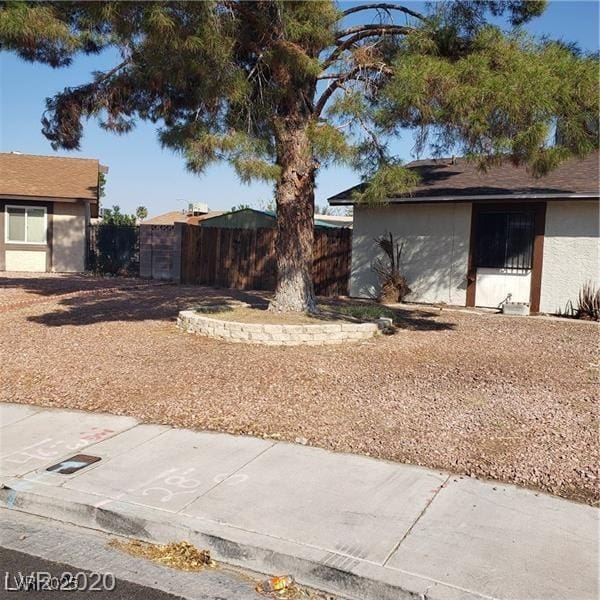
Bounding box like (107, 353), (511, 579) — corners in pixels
(5, 489), (17, 509)
(3, 479), (34, 509)
(127, 467), (206, 504)
(179, 441), (275, 512)
(2, 428), (116, 467)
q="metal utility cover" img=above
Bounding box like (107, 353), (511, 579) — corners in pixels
(46, 454), (101, 475)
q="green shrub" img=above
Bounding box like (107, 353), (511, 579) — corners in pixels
(194, 305), (233, 314)
(335, 304), (396, 322)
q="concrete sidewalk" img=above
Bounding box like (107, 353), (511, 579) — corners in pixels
(0, 403), (597, 600)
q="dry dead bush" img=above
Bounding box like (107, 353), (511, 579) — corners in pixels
(561, 281), (600, 321)
(372, 232), (411, 303)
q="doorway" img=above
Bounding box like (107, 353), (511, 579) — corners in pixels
(466, 203), (546, 311)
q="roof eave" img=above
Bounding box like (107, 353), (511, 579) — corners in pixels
(329, 192), (600, 206)
(0, 193), (99, 203)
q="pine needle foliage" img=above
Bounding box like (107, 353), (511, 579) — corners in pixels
(1, 1), (596, 191)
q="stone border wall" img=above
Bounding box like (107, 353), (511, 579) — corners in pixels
(177, 310), (382, 345)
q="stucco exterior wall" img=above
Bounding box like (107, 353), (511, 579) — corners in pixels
(5, 249), (47, 272)
(52, 201), (86, 272)
(540, 200), (599, 314)
(350, 203), (471, 304)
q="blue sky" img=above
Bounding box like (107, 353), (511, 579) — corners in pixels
(1, 1), (598, 217)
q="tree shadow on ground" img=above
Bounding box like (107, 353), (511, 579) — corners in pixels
(25, 286), (269, 327)
(0, 274), (142, 298)
(25, 284), (456, 332)
(317, 297), (457, 331)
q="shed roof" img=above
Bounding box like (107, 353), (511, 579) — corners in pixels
(329, 152), (599, 205)
(200, 208), (351, 229)
(0, 152), (102, 202)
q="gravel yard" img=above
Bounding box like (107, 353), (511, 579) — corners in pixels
(1, 276), (598, 505)
(0, 272), (143, 308)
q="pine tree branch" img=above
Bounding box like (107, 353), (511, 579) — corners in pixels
(341, 3), (427, 22)
(92, 59), (130, 86)
(314, 76), (351, 118)
(322, 25), (413, 69)
(317, 63), (392, 80)
(314, 64), (392, 117)
(336, 24), (413, 39)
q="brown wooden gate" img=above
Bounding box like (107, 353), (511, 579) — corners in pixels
(180, 225), (351, 296)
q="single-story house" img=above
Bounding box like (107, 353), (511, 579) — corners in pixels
(329, 153), (599, 314)
(0, 152), (104, 273)
(200, 208), (352, 229)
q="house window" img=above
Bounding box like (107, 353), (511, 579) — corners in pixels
(475, 211), (535, 271)
(5, 206), (47, 244)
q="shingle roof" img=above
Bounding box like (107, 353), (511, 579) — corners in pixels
(329, 152), (599, 204)
(0, 153), (101, 202)
(143, 210), (225, 225)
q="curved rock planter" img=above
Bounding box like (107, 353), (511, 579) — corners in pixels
(177, 309), (385, 346)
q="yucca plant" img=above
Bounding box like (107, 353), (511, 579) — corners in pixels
(372, 233), (411, 303)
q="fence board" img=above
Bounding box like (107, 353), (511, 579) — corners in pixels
(180, 224), (350, 296)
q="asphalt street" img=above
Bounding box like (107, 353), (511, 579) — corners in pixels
(0, 509), (264, 600)
(1, 547), (182, 600)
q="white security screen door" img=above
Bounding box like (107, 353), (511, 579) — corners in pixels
(474, 210), (535, 308)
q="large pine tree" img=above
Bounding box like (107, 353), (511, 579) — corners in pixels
(1, 1), (597, 311)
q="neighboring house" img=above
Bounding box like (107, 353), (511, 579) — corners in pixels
(329, 153), (599, 314)
(144, 209), (225, 225)
(0, 152), (104, 273)
(200, 208), (352, 229)
(313, 213), (353, 228)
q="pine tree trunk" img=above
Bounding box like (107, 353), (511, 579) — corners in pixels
(269, 124), (317, 313)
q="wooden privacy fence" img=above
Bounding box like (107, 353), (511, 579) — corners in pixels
(180, 225), (351, 296)
(139, 225), (177, 280)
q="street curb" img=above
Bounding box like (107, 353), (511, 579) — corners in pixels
(0, 508), (263, 600)
(0, 483), (481, 600)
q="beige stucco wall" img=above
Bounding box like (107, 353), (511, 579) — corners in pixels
(52, 201), (86, 272)
(540, 200), (600, 314)
(5, 249), (47, 272)
(350, 202), (472, 304)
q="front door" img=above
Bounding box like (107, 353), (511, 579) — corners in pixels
(470, 206), (540, 309)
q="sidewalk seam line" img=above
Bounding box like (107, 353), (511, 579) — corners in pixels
(381, 474), (451, 567)
(0, 412), (41, 429)
(56, 425), (174, 487)
(177, 441), (277, 512)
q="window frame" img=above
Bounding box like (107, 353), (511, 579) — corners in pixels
(474, 209), (535, 271)
(5, 205), (48, 245)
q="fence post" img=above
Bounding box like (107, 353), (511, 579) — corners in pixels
(172, 222), (184, 283)
(139, 225), (154, 279)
